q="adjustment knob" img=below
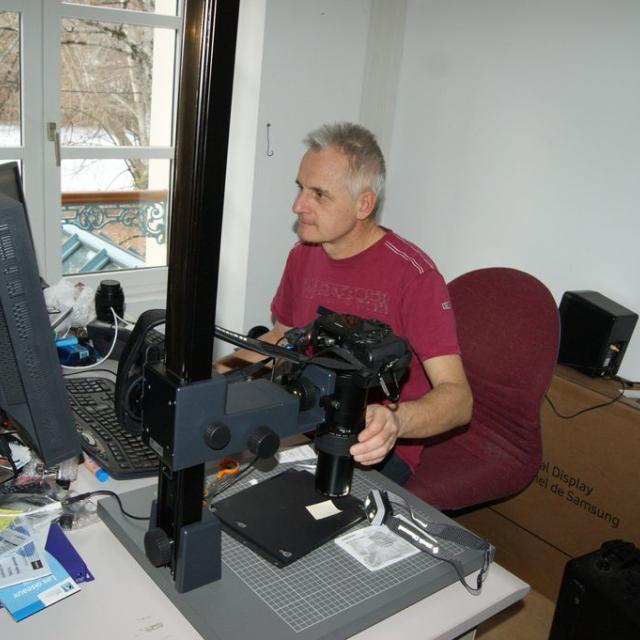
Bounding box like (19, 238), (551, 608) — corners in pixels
(247, 426), (280, 459)
(287, 378), (317, 412)
(144, 528), (172, 567)
(204, 422), (231, 450)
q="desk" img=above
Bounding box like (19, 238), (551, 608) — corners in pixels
(0, 466), (528, 639)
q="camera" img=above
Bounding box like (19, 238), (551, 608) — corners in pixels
(284, 307), (411, 497)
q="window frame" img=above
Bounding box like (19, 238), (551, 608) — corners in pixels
(0, 0), (184, 302)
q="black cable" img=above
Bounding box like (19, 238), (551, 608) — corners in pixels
(208, 457), (258, 501)
(63, 368), (116, 378)
(0, 436), (18, 479)
(545, 377), (629, 419)
(425, 547), (490, 596)
(63, 490), (150, 521)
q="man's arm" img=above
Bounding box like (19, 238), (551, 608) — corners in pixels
(350, 354), (473, 467)
(213, 321), (291, 373)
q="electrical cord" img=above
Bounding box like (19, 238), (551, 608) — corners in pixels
(545, 376), (632, 419)
(63, 490), (150, 521)
(435, 547), (492, 596)
(61, 307), (120, 372)
(207, 456), (259, 503)
(63, 368), (116, 379)
(0, 436), (18, 479)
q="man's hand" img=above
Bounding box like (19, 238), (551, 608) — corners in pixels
(349, 403), (400, 466)
(347, 354), (473, 468)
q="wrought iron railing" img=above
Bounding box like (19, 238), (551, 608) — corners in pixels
(61, 189), (168, 246)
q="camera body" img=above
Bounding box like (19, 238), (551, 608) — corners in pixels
(308, 310), (411, 387)
(284, 308), (411, 497)
(285, 307), (411, 386)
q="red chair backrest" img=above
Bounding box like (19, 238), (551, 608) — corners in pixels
(448, 267), (560, 464)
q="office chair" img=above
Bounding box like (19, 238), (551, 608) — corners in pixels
(404, 267), (560, 511)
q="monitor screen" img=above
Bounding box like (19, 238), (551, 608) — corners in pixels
(0, 161), (47, 287)
(0, 193), (80, 466)
(0, 161), (24, 203)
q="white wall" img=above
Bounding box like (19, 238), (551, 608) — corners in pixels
(216, 0), (267, 353)
(218, 0), (372, 350)
(384, 0), (640, 380)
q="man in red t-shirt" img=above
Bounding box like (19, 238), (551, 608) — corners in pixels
(218, 122), (472, 484)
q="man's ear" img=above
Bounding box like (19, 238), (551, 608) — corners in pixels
(355, 189), (377, 220)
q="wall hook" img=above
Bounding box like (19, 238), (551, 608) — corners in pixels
(266, 123), (274, 157)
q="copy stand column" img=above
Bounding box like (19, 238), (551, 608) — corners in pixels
(142, 0), (240, 593)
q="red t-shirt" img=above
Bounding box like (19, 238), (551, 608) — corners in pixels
(271, 229), (460, 471)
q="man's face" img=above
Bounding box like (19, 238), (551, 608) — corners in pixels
(292, 147), (363, 250)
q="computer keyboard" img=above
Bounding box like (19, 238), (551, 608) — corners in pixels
(64, 376), (159, 480)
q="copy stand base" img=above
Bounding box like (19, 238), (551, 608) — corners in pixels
(148, 498), (222, 593)
(98, 472), (491, 640)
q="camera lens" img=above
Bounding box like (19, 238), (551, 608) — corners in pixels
(95, 279), (125, 322)
(315, 450), (354, 498)
(314, 373), (368, 497)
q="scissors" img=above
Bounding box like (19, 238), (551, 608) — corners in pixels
(215, 457), (240, 480)
(203, 457), (241, 502)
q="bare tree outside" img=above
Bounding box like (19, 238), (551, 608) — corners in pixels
(0, 1), (177, 273)
(0, 1), (167, 187)
(61, 1), (157, 189)
(0, 11), (20, 146)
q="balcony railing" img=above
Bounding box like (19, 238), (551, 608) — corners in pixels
(61, 189), (168, 273)
(61, 189), (167, 245)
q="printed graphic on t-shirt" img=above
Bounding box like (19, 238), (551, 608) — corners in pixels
(301, 278), (390, 316)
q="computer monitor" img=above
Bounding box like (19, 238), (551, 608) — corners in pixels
(0, 193), (80, 467)
(0, 161), (47, 287)
(0, 161), (24, 203)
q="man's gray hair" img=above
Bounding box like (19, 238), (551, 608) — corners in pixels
(303, 122), (386, 215)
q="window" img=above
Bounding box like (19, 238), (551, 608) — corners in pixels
(0, 0), (183, 299)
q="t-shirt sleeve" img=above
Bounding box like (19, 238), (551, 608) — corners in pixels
(270, 248), (298, 327)
(400, 269), (461, 362)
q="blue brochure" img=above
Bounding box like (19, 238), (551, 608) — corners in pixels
(0, 551), (80, 621)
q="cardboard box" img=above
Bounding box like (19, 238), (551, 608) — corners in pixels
(456, 367), (640, 600)
(494, 368), (639, 556)
(455, 507), (569, 601)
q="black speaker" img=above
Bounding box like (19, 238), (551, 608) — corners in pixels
(558, 291), (637, 377)
(549, 540), (640, 640)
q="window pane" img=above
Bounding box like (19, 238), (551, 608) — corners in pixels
(0, 11), (21, 146)
(60, 18), (176, 147)
(62, 1), (178, 16)
(61, 158), (170, 275)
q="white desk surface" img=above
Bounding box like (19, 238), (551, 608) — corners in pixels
(0, 466), (528, 640)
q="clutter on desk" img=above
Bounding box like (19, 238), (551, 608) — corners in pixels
(0, 519), (85, 621)
(0, 474), (95, 622)
(45, 279), (96, 339)
(46, 277), (134, 367)
(0, 441), (100, 532)
(0, 442), (31, 479)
